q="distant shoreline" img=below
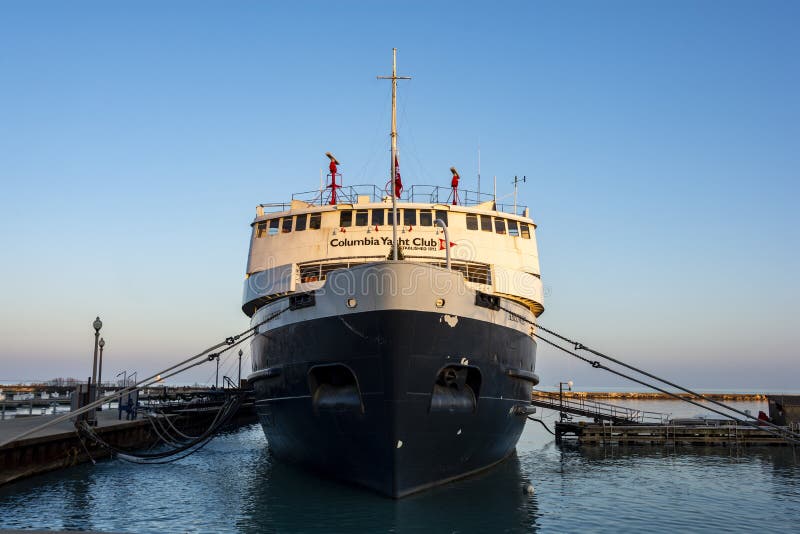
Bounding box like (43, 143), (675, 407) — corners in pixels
(541, 391), (768, 401)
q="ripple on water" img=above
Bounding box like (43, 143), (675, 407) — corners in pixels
(0, 410), (798, 533)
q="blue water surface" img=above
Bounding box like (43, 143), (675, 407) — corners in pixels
(0, 400), (798, 533)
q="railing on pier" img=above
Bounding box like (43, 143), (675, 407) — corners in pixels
(259, 183), (528, 216)
(531, 390), (671, 424)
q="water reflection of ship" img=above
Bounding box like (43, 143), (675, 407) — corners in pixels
(240, 451), (540, 533)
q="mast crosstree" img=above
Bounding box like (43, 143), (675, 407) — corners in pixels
(377, 48), (411, 260)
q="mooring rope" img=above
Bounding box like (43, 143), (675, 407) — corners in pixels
(0, 303), (288, 449)
(498, 304), (800, 445)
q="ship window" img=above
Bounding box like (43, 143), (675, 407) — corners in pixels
(372, 209), (384, 226)
(339, 210), (352, 228)
(295, 214), (308, 231)
(494, 218), (506, 235)
(419, 210), (433, 226)
(404, 209), (417, 226)
(282, 217), (292, 233)
(480, 215), (492, 232)
(436, 210), (448, 226)
(256, 221), (267, 238)
(268, 218), (279, 236)
(387, 209), (395, 225)
(520, 223), (531, 239)
(466, 214), (478, 230)
(508, 219), (519, 237)
(309, 213), (321, 230)
(355, 210), (369, 226)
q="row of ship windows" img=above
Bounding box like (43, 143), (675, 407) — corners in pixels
(256, 213), (322, 237)
(466, 214), (531, 238)
(255, 209), (531, 238)
(340, 208), (450, 228)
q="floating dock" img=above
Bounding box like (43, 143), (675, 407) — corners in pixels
(556, 421), (797, 446)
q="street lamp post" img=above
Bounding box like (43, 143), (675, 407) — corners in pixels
(97, 337), (105, 411)
(238, 349), (243, 386)
(90, 317), (102, 406)
(91, 317), (102, 390)
(98, 338), (105, 390)
(559, 380), (574, 422)
(215, 356), (220, 389)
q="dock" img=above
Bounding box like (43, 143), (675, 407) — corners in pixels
(556, 421), (798, 446)
(0, 397), (257, 486)
(529, 389), (799, 447)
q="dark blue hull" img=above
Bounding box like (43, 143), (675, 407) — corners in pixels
(250, 309), (537, 497)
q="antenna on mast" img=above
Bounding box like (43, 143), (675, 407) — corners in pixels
(477, 140), (481, 197)
(377, 48), (411, 261)
(512, 175), (526, 214)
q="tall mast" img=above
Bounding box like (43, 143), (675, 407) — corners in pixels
(378, 48), (410, 260)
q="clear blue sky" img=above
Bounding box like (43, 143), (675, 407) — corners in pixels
(1, 1), (797, 390)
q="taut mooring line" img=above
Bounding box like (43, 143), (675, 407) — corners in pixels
(497, 304), (800, 445)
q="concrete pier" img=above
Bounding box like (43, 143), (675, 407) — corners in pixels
(0, 410), (157, 486)
(0, 400), (257, 486)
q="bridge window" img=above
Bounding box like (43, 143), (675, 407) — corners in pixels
(295, 214), (308, 231)
(466, 214), (478, 230)
(256, 221), (267, 238)
(355, 210), (369, 226)
(309, 213), (321, 230)
(268, 218), (279, 236)
(494, 218), (506, 235)
(282, 217), (292, 233)
(508, 220), (519, 237)
(436, 210), (448, 226)
(339, 210), (352, 228)
(520, 223), (531, 239)
(419, 210), (433, 226)
(372, 209), (384, 226)
(480, 215), (492, 232)
(404, 209), (417, 226)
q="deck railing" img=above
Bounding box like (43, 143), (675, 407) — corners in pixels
(258, 183), (528, 216)
(297, 258), (492, 286)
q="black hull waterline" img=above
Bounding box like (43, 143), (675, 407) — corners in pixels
(250, 308), (538, 498)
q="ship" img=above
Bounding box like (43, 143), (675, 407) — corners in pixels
(242, 50), (544, 498)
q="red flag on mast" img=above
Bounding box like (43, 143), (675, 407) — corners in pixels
(394, 155), (403, 198)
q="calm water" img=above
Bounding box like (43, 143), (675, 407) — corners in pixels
(1, 400), (798, 533)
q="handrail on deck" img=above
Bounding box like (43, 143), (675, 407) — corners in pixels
(259, 183), (528, 216)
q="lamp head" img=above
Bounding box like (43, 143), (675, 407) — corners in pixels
(567, 380), (574, 390)
(93, 317), (102, 332)
(99, 338), (105, 348)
